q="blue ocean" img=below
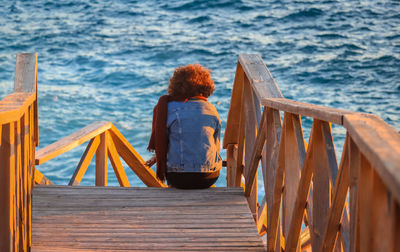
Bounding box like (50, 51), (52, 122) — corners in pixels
(1, 1), (399, 191)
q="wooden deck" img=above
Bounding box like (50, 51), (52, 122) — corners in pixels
(32, 186), (265, 251)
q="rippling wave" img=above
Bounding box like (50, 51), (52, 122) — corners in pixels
(0, 0), (399, 188)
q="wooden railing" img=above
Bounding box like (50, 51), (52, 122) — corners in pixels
(0, 53), (38, 251)
(35, 121), (166, 187)
(223, 54), (400, 251)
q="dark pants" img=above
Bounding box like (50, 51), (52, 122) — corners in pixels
(166, 170), (220, 189)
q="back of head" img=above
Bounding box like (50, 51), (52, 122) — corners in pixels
(168, 63), (215, 98)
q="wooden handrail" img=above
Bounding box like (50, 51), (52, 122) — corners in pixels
(35, 121), (166, 188)
(262, 97), (352, 125)
(35, 121), (112, 165)
(0, 92), (36, 124)
(0, 53), (38, 252)
(344, 113), (400, 203)
(224, 54), (400, 251)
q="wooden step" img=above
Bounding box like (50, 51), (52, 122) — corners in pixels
(32, 185), (265, 251)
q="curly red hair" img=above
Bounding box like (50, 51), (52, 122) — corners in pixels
(168, 64), (215, 98)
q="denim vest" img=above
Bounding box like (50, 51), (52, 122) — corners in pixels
(166, 99), (222, 173)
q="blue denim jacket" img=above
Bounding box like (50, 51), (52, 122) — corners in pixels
(166, 99), (222, 173)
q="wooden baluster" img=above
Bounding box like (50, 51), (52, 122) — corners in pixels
(69, 136), (100, 186)
(311, 119), (334, 251)
(14, 120), (21, 250)
(226, 144), (238, 187)
(106, 131), (130, 187)
(95, 132), (107, 186)
(266, 107), (283, 252)
(243, 76), (258, 220)
(245, 109), (267, 196)
(358, 154), (373, 252)
(349, 137), (360, 252)
(370, 169), (392, 251)
(21, 111), (29, 249)
(320, 136), (350, 251)
(257, 195), (267, 234)
(392, 199), (400, 251)
(109, 126), (165, 187)
(28, 105), (34, 248)
(235, 104), (245, 187)
(281, 113), (304, 251)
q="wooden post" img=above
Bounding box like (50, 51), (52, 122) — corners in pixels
(0, 123), (15, 251)
(0, 53), (38, 251)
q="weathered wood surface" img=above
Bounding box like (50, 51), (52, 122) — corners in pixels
(32, 186), (265, 251)
(238, 54), (283, 101)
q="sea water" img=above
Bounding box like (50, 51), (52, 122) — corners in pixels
(0, 1), (399, 193)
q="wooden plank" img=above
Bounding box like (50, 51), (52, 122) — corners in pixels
(106, 131), (130, 187)
(266, 108), (284, 252)
(28, 105), (34, 248)
(243, 76), (258, 220)
(339, 205), (350, 252)
(32, 198), (250, 208)
(0, 123), (15, 251)
(35, 121), (112, 165)
(68, 136), (100, 186)
(349, 136), (360, 252)
(262, 98), (350, 125)
(245, 109), (266, 196)
(358, 154), (373, 252)
(20, 111), (28, 249)
(311, 119), (333, 251)
(32, 234), (263, 243)
(32, 237), (263, 245)
(14, 120), (21, 251)
(238, 54), (283, 100)
(33, 185), (244, 193)
(32, 217), (256, 225)
(32, 227), (261, 234)
(33, 213), (255, 220)
(32, 247), (265, 252)
(234, 94), (245, 187)
(226, 144), (237, 187)
(392, 199), (400, 252)
(320, 136), (350, 252)
(370, 170), (392, 252)
(95, 133), (107, 186)
(344, 113), (400, 203)
(282, 113), (303, 251)
(109, 125), (165, 187)
(223, 62), (244, 148)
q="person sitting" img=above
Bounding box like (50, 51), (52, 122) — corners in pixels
(147, 63), (222, 189)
